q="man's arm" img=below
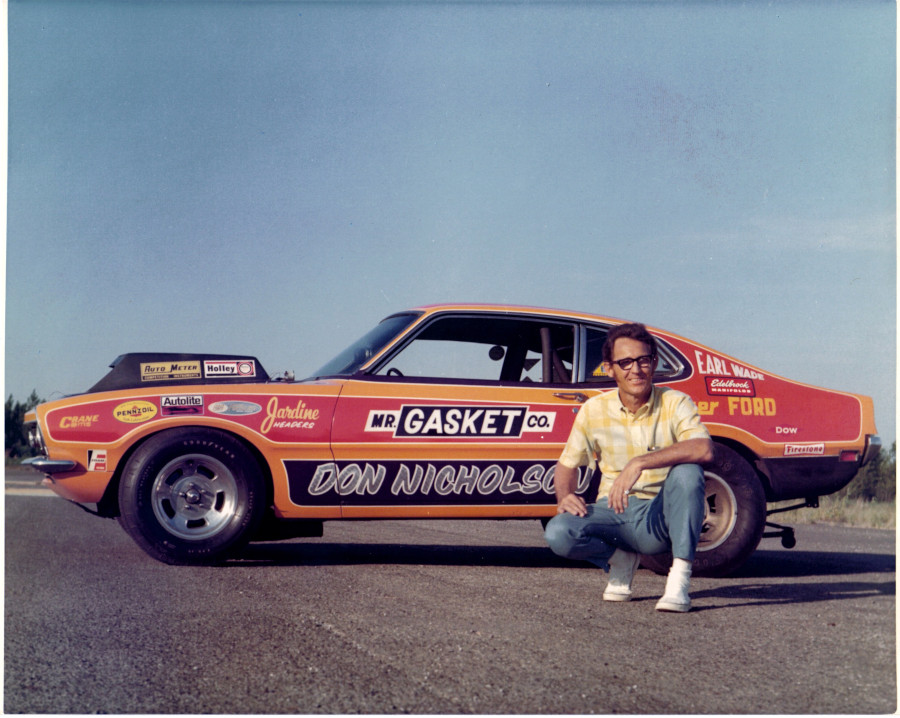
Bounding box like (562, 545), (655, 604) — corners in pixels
(554, 462), (588, 517)
(608, 437), (714, 514)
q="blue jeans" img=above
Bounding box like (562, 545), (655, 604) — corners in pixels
(544, 464), (706, 569)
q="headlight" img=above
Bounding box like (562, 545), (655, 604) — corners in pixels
(27, 423), (46, 456)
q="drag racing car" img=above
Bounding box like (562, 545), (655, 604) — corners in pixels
(24, 303), (880, 575)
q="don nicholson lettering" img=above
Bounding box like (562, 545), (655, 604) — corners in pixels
(304, 461), (594, 497)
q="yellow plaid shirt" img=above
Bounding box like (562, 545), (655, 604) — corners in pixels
(558, 386), (710, 501)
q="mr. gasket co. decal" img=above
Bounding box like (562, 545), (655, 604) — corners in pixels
(364, 405), (556, 438)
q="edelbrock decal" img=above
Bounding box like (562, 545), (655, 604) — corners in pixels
(364, 405), (556, 438)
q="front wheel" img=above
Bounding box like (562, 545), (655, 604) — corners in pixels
(641, 444), (767, 577)
(117, 428), (265, 564)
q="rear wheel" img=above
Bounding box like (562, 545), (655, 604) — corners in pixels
(641, 444), (767, 577)
(117, 428), (264, 564)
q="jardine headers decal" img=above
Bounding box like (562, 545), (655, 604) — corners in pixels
(364, 405), (556, 438)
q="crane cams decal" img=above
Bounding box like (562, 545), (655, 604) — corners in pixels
(364, 405), (556, 438)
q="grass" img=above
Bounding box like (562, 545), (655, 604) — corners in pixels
(769, 495), (896, 530)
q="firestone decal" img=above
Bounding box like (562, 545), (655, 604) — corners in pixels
(364, 405), (556, 438)
(204, 360), (256, 378)
(785, 443), (825, 456)
(140, 361), (201, 382)
(114, 400), (158, 424)
(694, 350), (765, 380)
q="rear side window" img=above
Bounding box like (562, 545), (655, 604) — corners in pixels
(582, 325), (685, 383)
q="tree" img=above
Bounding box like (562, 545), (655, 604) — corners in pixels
(5, 391), (43, 459)
(838, 442), (896, 503)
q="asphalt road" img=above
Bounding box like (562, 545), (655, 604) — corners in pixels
(4, 469), (896, 714)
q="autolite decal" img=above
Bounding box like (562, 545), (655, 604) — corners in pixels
(285, 460), (596, 507)
(113, 400), (158, 424)
(204, 360), (256, 378)
(364, 405), (556, 438)
(161, 395), (203, 416)
(705, 377), (755, 397)
(140, 361), (201, 382)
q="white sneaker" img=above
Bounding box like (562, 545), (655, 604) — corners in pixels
(656, 558), (692, 612)
(602, 549), (640, 602)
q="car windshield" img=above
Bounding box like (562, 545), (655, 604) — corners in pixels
(308, 312), (421, 378)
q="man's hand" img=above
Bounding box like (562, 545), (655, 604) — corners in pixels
(553, 462), (587, 516)
(607, 460), (642, 514)
(557, 492), (588, 517)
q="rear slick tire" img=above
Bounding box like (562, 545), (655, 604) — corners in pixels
(117, 428), (264, 565)
(640, 444), (767, 578)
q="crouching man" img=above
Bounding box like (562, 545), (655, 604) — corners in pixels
(544, 322), (714, 612)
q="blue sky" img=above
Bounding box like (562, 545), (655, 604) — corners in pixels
(6, 0), (896, 445)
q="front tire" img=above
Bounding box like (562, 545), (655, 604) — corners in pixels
(641, 444), (767, 577)
(117, 428), (265, 564)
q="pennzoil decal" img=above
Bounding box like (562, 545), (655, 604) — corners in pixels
(140, 361), (201, 382)
(114, 400), (158, 423)
(364, 405), (556, 438)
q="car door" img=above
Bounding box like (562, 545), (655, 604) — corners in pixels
(325, 312), (601, 518)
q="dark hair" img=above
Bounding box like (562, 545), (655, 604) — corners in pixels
(602, 323), (657, 363)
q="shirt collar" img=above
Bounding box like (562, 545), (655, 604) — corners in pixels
(616, 385), (659, 418)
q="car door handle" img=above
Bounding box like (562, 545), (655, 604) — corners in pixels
(553, 392), (589, 403)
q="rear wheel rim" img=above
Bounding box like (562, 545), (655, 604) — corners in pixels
(151, 453), (239, 540)
(699, 471), (738, 551)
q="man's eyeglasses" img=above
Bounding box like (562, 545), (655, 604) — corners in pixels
(609, 354), (656, 371)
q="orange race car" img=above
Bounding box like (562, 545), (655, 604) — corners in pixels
(23, 303), (880, 575)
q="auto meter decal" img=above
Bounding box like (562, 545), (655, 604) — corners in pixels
(139, 361), (201, 382)
(364, 405), (556, 438)
(284, 460), (599, 507)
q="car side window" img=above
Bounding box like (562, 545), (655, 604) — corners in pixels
(582, 325), (681, 382)
(374, 315), (574, 383)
